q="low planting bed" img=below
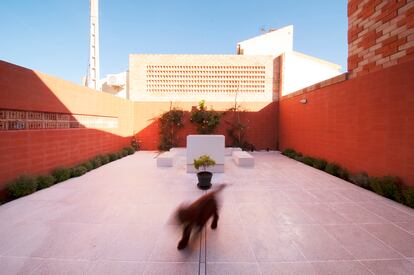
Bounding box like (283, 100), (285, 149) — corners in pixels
(282, 148), (414, 208)
(2, 146), (136, 204)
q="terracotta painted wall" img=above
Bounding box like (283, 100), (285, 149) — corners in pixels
(0, 61), (134, 189)
(279, 59), (414, 186)
(133, 101), (278, 151)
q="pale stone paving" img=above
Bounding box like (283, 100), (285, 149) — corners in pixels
(0, 151), (414, 274)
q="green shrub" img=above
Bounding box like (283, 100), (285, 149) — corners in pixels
(37, 175), (56, 189)
(121, 149), (129, 157)
(91, 156), (102, 168)
(369, 176), (403, 202)
(52, 168), (71, 183)
(158, 108), (184, 151)
(338, 167), (350, 181)
(116, 151), (123, 159)
(349, 172), (370, 189)
(108, 153), (119, 162)
(106, 153), (113, 162)
(302, 156), (316, 166)
(402, 187), (414, 208)
(282, 148), (297, 158)
(293, 156), (303, 162)
(325, 163), (341, 177)
(313, 158), (327, 170)
(7, 175), (38, 199)
(190, 100), (222, 134)
(125, 146), (135, 155)
(99, 154), (110, 165)
(193, 155), (216, 171)
(81, 161), (94, 172)
(131, 136), (140, 151)
(71, 166), (87, 177)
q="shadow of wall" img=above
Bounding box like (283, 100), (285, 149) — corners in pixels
(133, 101), (278, 151)
(279, 59), (414, 186)
(0, 61), (134, 191)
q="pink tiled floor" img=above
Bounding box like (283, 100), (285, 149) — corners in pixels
(1, 151), (414, 274)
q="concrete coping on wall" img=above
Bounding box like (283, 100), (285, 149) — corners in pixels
(282, 73), (349, 100)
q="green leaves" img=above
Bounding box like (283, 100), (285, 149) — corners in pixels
(193, 155), (216, 171)
(190, 101), (222, 134)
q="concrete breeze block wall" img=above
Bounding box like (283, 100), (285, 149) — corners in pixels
(128, 54), (279, 102)
(348, 0), (414, 77)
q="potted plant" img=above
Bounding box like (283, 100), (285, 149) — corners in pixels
(193, 155), (216, 190)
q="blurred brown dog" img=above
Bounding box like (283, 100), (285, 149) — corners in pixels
(175, 184), (227, 250)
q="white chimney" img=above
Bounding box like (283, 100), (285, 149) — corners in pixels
(87, 0), (100, 90)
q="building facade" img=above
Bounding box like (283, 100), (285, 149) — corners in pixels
(103, 25), (342, 101)
(128, 54), (280, 102)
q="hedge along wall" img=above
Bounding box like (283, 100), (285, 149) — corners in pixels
(133, 101), (278, 151)
(0, 61), (134, 190)
(279, 59), (414, 186)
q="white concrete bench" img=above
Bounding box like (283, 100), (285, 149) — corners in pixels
(169, 147), (186, 157)
(232, 151), (254, 167)
(225, 147), (242, 156)
(186, 135), (225, 173)
(156, 151), (176, 167)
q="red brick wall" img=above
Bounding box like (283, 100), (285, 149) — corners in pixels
(348, 0), (414, 77)
(0, 61), (134, 190)
(279, 59), (414, 186)
(134, 101), (278, 151)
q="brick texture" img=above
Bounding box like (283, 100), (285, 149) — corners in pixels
(348, 0), (414, 77)
(0, 61), (134, 191)
(280, 59), (414, 186)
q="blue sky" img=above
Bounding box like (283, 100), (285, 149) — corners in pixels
(0, 0), (347, 84)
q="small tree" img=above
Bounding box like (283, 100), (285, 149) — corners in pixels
(159, 105), (184, 151)
(225, 105), (251, 149)
(190, 100), (222, 134)
(225, 87), (251, 150)
(131, 136), (140, 151)
(193, 155), (216, 172)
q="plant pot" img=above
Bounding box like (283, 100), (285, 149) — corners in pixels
(197, 171), (212, 190)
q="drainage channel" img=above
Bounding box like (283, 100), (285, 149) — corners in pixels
(198, 190), (207, 275)
(198, 226), (207, 275)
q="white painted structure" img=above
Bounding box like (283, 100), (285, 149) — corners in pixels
(100, 72), (128, 99)
(237, 25), (293, 56)
(87, 0), (100, 90)
(128, 54), (278, 102)
(232, 151), (255, 167)
(126, 25), (341, 101)
(282, 51), (341, 96)
(186, 135), (225, 173)
(99, 25), (341, 99)
(156, 151), (176, 167)
(225, 147), (242, 156)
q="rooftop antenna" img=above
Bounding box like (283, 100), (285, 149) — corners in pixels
(87, 0), (100, 90)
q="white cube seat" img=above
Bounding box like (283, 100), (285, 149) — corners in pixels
(232, 151), (254, 167)
(156, 151), (176, 167)
(186, 135), (225, 173)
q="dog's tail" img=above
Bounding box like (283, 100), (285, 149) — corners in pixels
(212, 183), (228, 194)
